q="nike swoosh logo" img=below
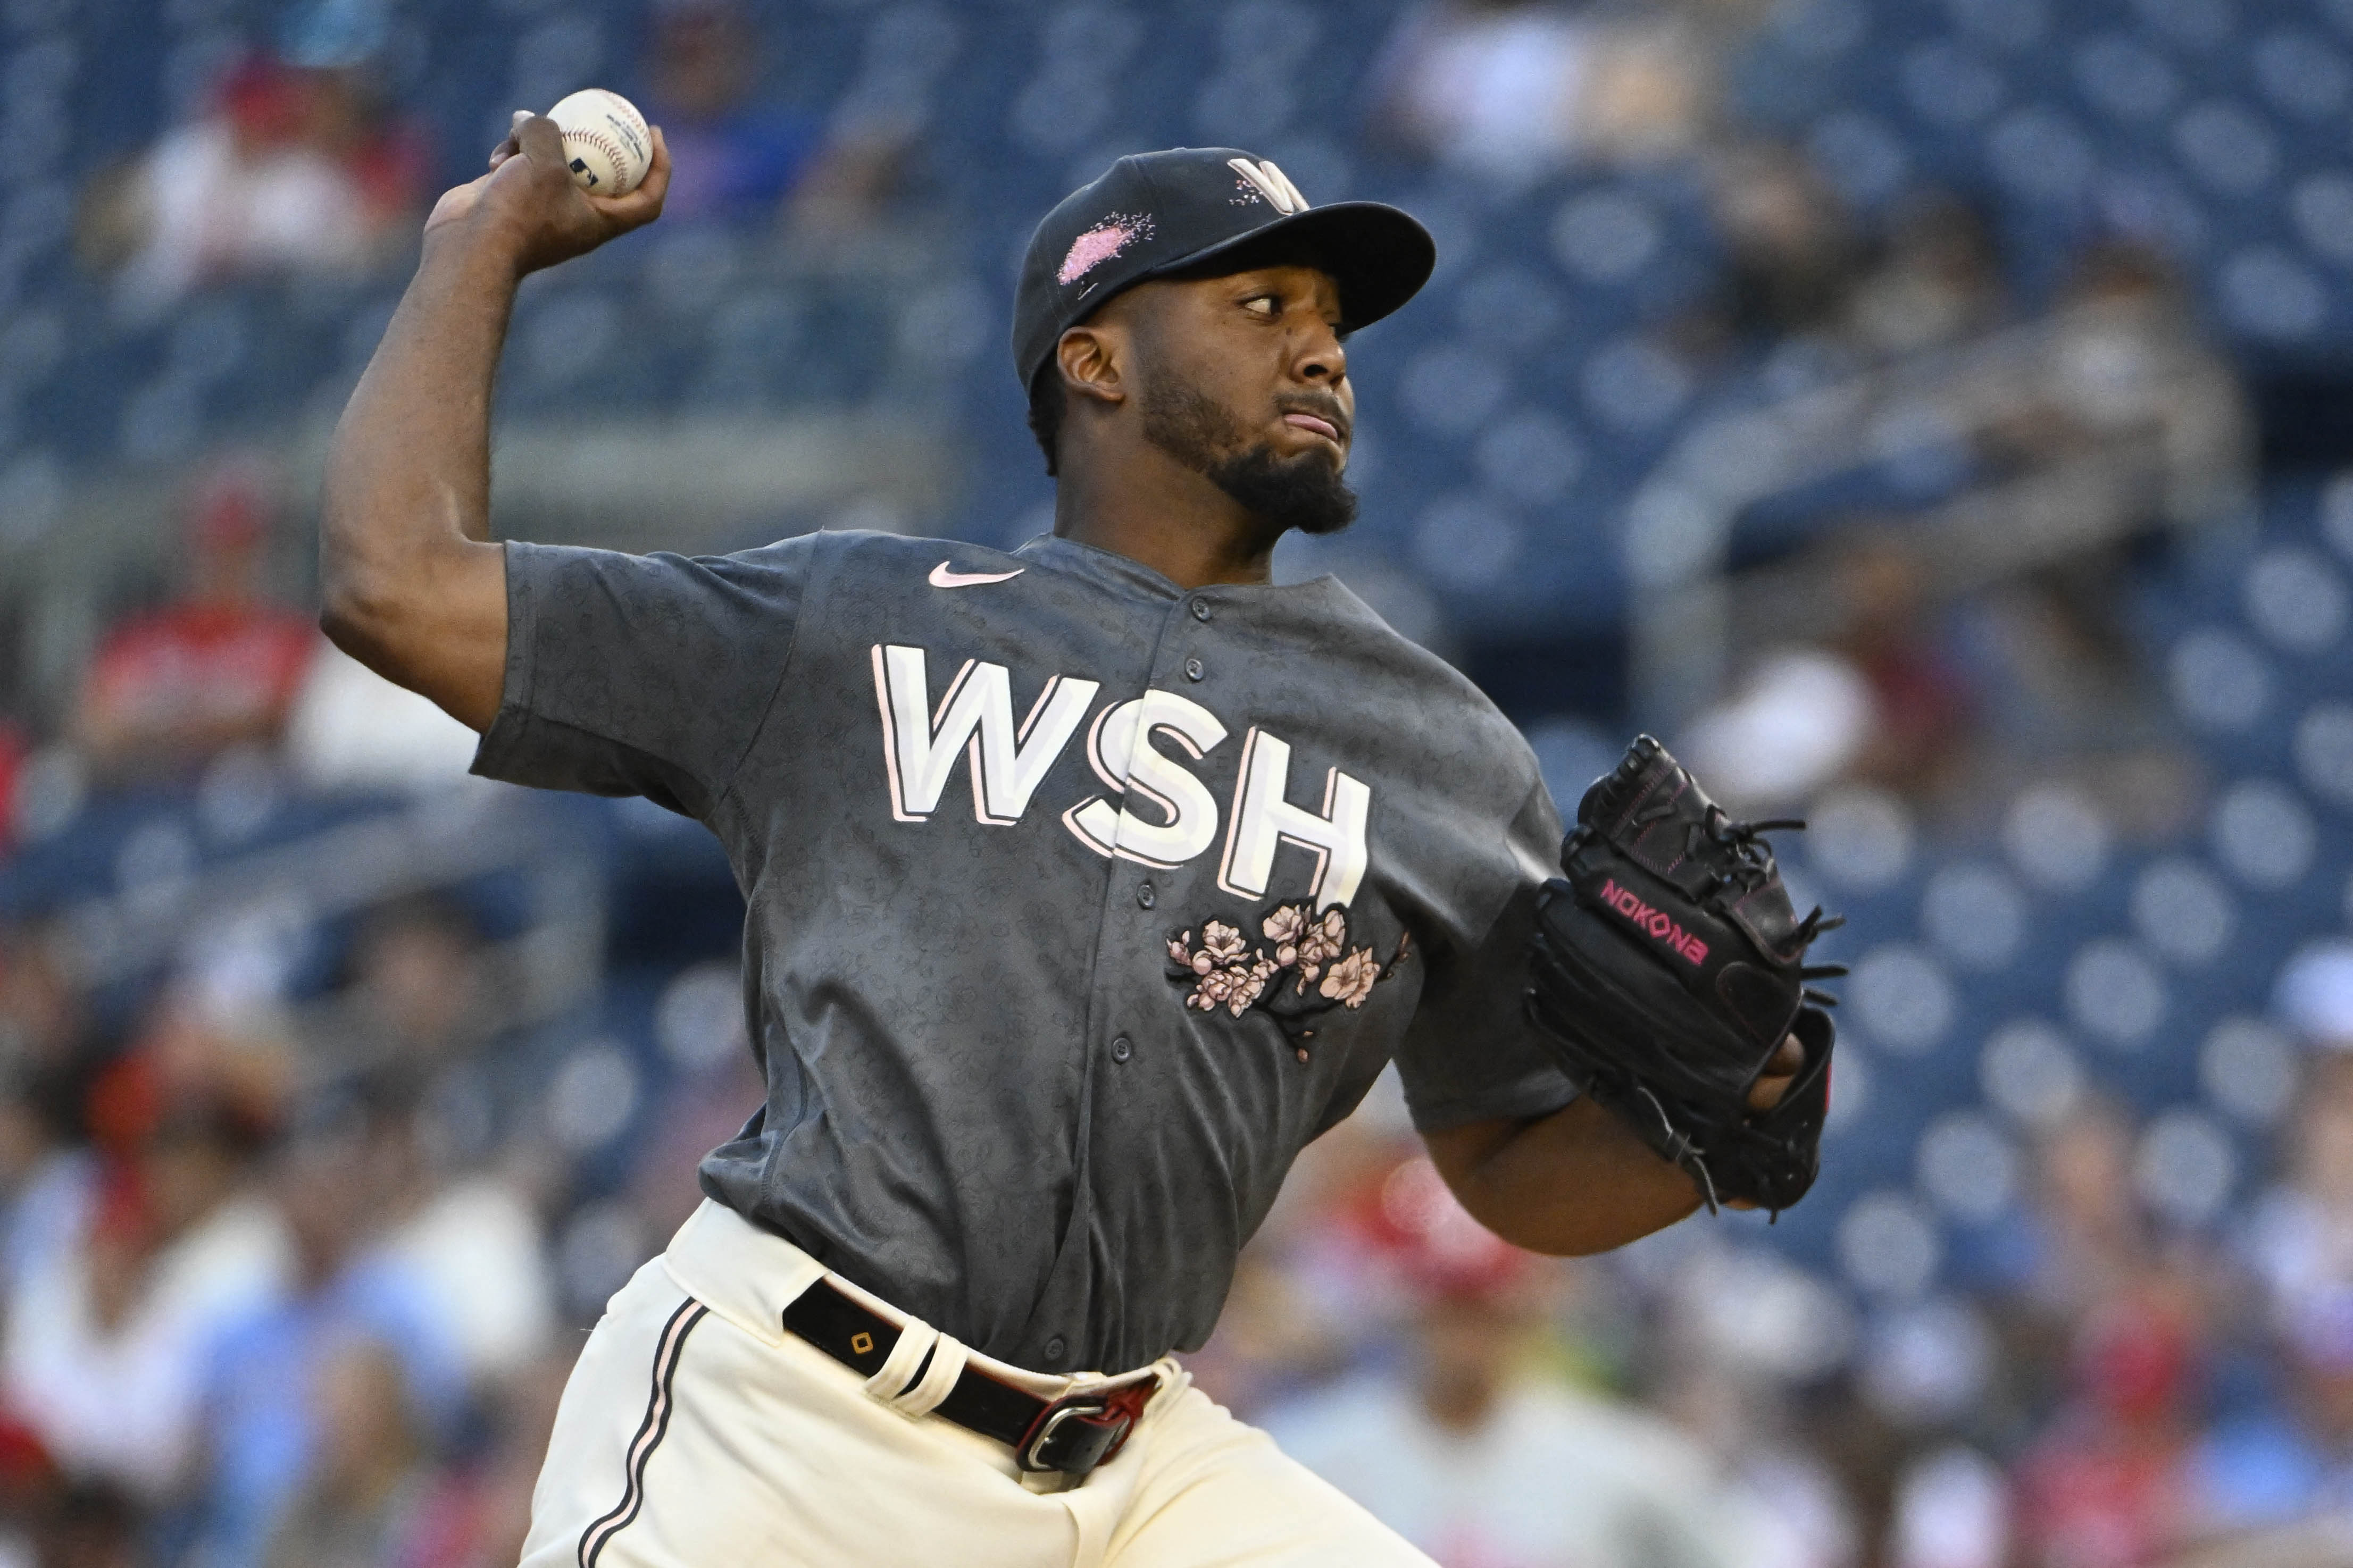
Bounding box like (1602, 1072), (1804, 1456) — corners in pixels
(929, 562), (1025, 588)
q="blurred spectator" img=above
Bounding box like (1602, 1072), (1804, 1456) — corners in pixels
(1184, 1080), (1434, 1420)
(1700, 141), (1868, 347)
(1371, 0), (1756, 181)
(283, 647), (480, 795)
(1, 1092), (287, 1503)
(1999, 244), (2250, 531)
(377, 1133), (556, 1390)
(2246, 1042), (2353, 1373)
(34, 1481), (142, 1568)
(1267, 1159), (1748, 1567)
(0, 924), (100, 1295)
(82, 37), (426, 311)
(442, 1353), (574, 1568)
(643, 0), (904, 236)
(0, 721), (27, 854)
(312, 898), (494, 1083)
(308, 899), (556, 1386)
(2188, 1289), (2353, 1539)
(1818, 541), (1976, 799)
(184, 1081), (460, 1568)
(1954, 249), (2247, 787)
(1684, 535), (1976, 812)
(73, 465), (318, 788)
(0, 1416), (59, 1566)
(1680, 653), (1871, 813)
(2012, 1298), (2202, 1568)
(1889, 1444), (2010, 1568)
(644, 0), (824, 224)
(260, 1339), (440, 1568)
(623, 971), (764, 1247)
(2011, 1099), (2162, 1327)
(1841, 195), (2008, 362)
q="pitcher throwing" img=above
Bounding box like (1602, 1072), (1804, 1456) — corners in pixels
(319, 112), (1816, 1566)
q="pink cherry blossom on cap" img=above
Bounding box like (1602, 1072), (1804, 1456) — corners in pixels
(1057, 213), (1155, 286)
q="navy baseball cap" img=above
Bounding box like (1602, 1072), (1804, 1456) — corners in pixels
(1013, 147), (1437, 391)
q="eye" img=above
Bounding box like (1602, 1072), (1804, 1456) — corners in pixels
(1242, 294), (1278, 316)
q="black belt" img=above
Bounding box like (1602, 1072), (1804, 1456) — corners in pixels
(780, 1279), (1155, 1481)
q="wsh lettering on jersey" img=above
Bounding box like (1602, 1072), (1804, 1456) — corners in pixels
(870, 644), (1368, 910)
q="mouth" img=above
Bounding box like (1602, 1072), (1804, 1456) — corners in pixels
(1279, 410), (1348, 448)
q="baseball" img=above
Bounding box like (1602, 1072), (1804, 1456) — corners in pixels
(547, 88), (652, 197)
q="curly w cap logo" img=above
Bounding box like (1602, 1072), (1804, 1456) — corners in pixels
(1228, 157), (1308, 214)
(1058, 213), (1156, 287)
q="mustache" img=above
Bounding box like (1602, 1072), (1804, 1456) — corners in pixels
(1274, 395), (1351, 445)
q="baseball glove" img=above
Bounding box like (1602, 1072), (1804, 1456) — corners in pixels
(1526, 735), (1844, 1216)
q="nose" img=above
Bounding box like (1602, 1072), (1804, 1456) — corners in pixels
(1296, 324), (1346, 389)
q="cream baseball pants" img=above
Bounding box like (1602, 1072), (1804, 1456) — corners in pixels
(519, 1200), (1433, 1567)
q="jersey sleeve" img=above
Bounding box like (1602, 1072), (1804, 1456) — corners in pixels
(1392, 772), (1580, 1133)
(469, 536), (817, 819)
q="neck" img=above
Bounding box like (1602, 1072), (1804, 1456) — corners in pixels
(1050, 438), (1284, 590)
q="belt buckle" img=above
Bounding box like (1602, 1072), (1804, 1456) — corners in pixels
(1015, 1387), (1146, 1480)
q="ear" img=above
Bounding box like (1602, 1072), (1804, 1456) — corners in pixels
(1056, 322), (1127, 408)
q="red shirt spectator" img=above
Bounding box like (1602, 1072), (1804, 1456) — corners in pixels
(76, 467), (318, 783)
(2014, 1299), (2200, 1568)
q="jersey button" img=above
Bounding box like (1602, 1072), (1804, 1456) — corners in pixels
(1137, 882), (1156, 909)
(1111, 1036), (1132, 1063)
(1184, 657), (1205, 682)
(1044, 1335), (1067, 1363)
(1189, 598), (1212, 622)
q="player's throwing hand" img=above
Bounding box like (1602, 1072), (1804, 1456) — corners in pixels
(423, 111), (670, 276)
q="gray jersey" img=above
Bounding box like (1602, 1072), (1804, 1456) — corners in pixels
(473, 529), (1573, 1372)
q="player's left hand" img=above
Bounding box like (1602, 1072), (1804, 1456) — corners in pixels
(1745, 1033), (1807, 1114)
(1723, 1032), (1808, 1211)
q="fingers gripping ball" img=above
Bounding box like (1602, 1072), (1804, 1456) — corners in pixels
(1525, 735), (1848, 1215)
(547, 89), (652, 197)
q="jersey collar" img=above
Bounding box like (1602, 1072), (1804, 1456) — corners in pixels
(1011, 533), (1348, 614)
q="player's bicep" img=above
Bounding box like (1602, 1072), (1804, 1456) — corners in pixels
(321, 536), (510, 733)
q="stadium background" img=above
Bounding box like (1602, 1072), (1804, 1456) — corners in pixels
(4, 0), (2353, 1563)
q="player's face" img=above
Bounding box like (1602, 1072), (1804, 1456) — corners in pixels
(1129, 265), (1359, 536)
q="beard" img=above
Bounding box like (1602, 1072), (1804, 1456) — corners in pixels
(1139, 375), (1359, 538)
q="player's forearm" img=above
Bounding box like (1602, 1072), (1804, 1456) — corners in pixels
(319, 223), (520, 724)
(323, 223), (516, 600)
(1423, 1098), (1703, 1256)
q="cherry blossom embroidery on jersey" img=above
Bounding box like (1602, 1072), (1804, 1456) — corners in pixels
(1319, 946), (1382, 1008)
(1165, 902), (1410, 1049)
(1260, 904), (1347, 990)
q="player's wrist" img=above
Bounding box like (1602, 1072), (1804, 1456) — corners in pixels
(422, 205), (538, 282)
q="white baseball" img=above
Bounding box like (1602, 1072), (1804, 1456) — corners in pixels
(547, 88), (652, 197)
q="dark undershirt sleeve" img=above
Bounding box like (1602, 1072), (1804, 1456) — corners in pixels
(1392, 773), (1580, 1133)
(469, 536), (816, 820)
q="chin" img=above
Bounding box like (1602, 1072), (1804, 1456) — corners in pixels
(1211, 442), (1359, 537)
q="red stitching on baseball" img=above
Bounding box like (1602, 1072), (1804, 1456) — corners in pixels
(565, 130), (639, 192)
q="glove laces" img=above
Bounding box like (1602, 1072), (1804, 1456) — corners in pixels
(1661, 806), (1854, 980)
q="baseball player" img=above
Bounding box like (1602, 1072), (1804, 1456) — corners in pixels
(320, 115), (1805, 1566)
